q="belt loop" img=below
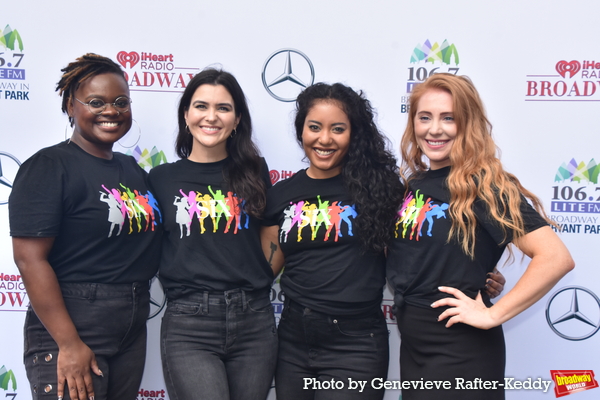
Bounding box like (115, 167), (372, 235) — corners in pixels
(88, 283), (97, 303)
(241, 290), (247, 312)
(202, 291), (209, 314)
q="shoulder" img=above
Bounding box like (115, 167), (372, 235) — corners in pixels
(148, 159), (184, 179)
(269, 169), (307, 193)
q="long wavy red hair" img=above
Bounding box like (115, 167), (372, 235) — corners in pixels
(400, 73), (548, 257)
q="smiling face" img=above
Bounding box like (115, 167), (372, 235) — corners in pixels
(185, 84), (240, 163)
(301, 100), (351, 179)
(67, 72), (132, 159)
(414, 88), (457, 170)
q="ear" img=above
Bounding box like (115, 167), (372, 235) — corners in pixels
(66, 96), (74, 117)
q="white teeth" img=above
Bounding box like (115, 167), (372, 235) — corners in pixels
(202, 127), (219, 132)
(98, 122), (118, 127)
(315, 149), (335, 156)
(427, 141), (447, 146)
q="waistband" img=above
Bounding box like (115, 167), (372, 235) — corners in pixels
(59, 281), (150, 298)
(170, 288), (270, 303)
(285, 297), (382, 320)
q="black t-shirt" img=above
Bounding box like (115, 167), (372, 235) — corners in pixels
(386, 166), (548, 309)
(147, 158), (274, 298)
(9, 141), (161, 283)
(264, 170), (386, 316)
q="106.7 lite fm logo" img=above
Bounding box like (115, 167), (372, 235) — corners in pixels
(401, 39), (460, 113)
(550, 158), (600, 234)
(0, 23), (29, 101)
(115, 51), (199, 92)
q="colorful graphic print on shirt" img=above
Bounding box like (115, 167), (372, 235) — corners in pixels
(280, 196), (357, 243)
(394, 190), (449, 241)
(100, 184), (162, 237)
(172, 186), (249, 238)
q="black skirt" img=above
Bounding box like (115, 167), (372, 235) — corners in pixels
(397, 303), (505, 400)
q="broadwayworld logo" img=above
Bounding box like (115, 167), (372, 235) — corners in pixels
(551, 370), (599, 397)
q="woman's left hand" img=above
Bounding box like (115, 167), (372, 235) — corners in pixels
(484, 268), (506, 299)
(431, 287), (498, 330)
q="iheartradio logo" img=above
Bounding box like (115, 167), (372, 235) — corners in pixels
(556, 60), (581, 78)
(117, 51), (140, 69)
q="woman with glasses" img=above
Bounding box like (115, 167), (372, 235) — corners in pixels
(147, 68), (277, 400)
(9, 53), (161, 400)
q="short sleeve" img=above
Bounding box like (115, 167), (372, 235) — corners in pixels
(475, 194), (548, 246)
(9, 154), (65, 237)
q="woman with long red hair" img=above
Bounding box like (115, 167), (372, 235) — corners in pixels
(387, 73), (574, 399)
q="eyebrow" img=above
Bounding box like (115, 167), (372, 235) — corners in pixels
(192, 100), (233, 108)
(306, 120), (348, 126)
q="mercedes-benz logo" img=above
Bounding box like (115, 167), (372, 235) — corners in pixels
(262, 49), (315, 102)
(0, 151), (22, 205)
(546, 286), (600, 341)
(148, 275), (166, 319)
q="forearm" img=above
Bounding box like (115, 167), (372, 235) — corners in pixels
(260, 225), (285, 276)
(487, 252), (573, 325)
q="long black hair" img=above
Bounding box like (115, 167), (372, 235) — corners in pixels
(56, 53), (127, 127)
(175, 68), (266, 218)
(295, 83), (403, 252)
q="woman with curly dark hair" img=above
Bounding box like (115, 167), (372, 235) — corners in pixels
(148, 68), (277, 400)
(262, 82), (403, 400)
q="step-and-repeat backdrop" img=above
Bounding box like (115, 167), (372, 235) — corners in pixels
(1, 1), (598, 399)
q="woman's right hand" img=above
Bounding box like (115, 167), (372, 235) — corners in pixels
(57, 340), (102, 400)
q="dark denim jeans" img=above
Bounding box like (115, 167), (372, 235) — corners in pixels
(275, 299), (389, 400)
(160, 288), (278, 400)
(24, 281), (150, 400)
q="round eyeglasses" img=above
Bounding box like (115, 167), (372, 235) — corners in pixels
(74, 96), (132, 115)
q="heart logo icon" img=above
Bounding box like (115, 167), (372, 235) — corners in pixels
(555, 60), (581, 78)
(116, 51), (140, 69)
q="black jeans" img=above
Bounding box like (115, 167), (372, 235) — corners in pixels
(275, 299), (389, 400)
(24, 281), (149, 399)
(160, 288), (278, 400)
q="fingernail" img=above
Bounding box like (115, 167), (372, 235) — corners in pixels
(486, 279), (492, 284)
(58, 397), (63, 400)
(484, 285), (489, 290)
(89, 396), (95, 400)
(430, 302), (435, 307)
(99, 369), (104, 378)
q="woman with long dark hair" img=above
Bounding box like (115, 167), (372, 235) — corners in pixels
(148, 68), (277, 400)
(10, 53), (161, 400)
(262, 82), (403, 400)
(387, 73), (574, 399)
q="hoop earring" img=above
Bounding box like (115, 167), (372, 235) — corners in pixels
(117, 119), (142, 148)
(65, 122), (74, 143)
(230, 128), (237, 137)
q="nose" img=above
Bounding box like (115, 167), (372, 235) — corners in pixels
(205, 107), (217, 122)
(317, 130), (333, 145)
(429, 118), (444, 135)
(101, 103), (120, 116)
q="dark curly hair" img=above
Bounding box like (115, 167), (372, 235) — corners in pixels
(175, 68), (266, 218)
(56, 53), (127, 127)
(294, 83), (403, 253)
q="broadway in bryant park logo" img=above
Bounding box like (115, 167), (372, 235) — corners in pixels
(0, 365), (17, 391)
(125, 146), (168, 171)
(115, 51), (199, 92)
(551, 370), (599, 397)
(550, 158), (600, 235)
(401, 39), (460, 113)
(526, 60), (600, 101)
(0, 24), (29, 101)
